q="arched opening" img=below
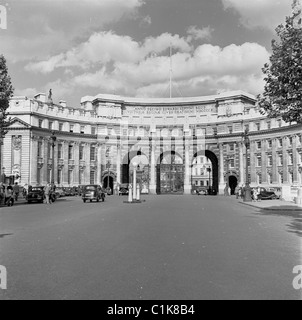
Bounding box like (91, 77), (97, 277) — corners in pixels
(103, 176), (114, 193)
(156, 151), (184, 194)
(229, 176), (238, 195)
(192, 150), (219, 195)
(121, 151), (149, 191)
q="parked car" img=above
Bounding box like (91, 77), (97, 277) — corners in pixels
(26, 186), (45, 203)
(55, 187), (65, 198)
(196, 187), (208, 195)
(118, 184), (129, 196)
(82, 185), (106, 203)
(257, 187), (279, 200)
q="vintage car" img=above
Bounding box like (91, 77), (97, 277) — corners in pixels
(82, 185), (105, 203)
(118, 184), (129, 196)
(55, 187), (65, 198)
(26, 186), (45, 203)
(257, 187), (279, 200)
(195, 187), (208, 195)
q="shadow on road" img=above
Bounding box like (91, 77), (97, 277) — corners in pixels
(0, 233), (13, 239)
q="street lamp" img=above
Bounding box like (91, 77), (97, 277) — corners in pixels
(243, 129), (252, 202)
(225, 155), (231, 196)
(207, 166), (212, 194)
(106, 160), (111, 190)
(50, 131), (57, 185)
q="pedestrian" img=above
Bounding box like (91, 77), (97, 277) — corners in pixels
(252, 188), (257, 202)
(13, 182), (20, 201)
(44, 183), (51, 204)
(257, 187), (261, 202)
(0, 183), (5, 205)
(235, 185), (240, 199)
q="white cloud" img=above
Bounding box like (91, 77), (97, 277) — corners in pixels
(222, 0), (293, 30)
(187, 26), (214, 41)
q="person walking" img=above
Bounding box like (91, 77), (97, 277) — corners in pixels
(44, 183), (51, 204)
(13, 182), (20, 202)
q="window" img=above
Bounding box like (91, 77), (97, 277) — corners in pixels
(91, 127), (96, 135)
(268, 155), (273, 167)
(68, 145), (73, 160)
(257, 141), (261, 150)
(79, 170), (84, 185)
(267, 173), (272, 185)
(47, 143), (52, 159)
(90, 145), (96, 161)
(230, 158), (235, 168)
(268, 140), (272, 149)
(49, 121), (53, 130)
(79, 145), (84, 161)
(278, 139), (283, 148)
(57, 170), (62, 185)
(58, 144), (63, 159)
(37, 141), (42, 158)
(257, 173), (262, 185)
(80, 126), (85, 134)
(279, 155), (283, 166)
(278, 119), (282, 127)
(68, 170), (73, 185)
(38, 119), (43, 128)
(288, 137), (293, 146)
(288, 153), (293, 165)
(70, 124), (74, 133)
(90, 171), (95, 184)
(59, 123), (63, 131)
(255, 123), (260, 131)
(228, 126), (233, 134)
(267, 121), (271, 130)
(257, 156), (262, 167)
(229, 144), (235, 152)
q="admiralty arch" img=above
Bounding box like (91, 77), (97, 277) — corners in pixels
(2, 90), (302, 195)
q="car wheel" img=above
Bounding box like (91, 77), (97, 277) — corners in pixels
(90, 200), (92, 203)
(102, 197), (105, 202)
(83, 199), (86, 203)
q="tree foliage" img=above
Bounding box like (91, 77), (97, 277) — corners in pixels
(258, 13), (302, 124)
(0, 54), (14, 134)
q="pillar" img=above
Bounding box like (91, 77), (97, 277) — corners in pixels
(239, 142), (244, 185)
(149, 135), (157, 194)
(218, 143), (225, 195)
(30, 136), (38, 186)
(184, 137), (191, 195)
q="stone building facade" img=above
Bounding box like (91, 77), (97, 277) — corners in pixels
(1, 91), (302, 195)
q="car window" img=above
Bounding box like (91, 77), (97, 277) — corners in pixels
(85, 186), (96, 191)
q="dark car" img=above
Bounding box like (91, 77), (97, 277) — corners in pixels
(26, 187), (45, 203)
(195, 187), (208, 195)
(82, 185), (105, 203)
(257, 187), (279, 200)
(118, 184), (129, 196)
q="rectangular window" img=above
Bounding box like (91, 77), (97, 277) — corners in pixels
(267, 121), (271, 130)
(289, 137), (293, 146)
(229, 144), (235, 152)
(68, 145), (73, 160)
(257, 141), (261, 150)
(288, 153), (293, 165)
(90, 145), (96, 161)
(47, 143), (52, 159)
(255, 123), (260, 131)
(90, 171), (95, 184)
(279, 155), (283, 166)
(230, 159), (235, 168)
(278, 119), (282, 127)
(58, 144), (63, 159)
(91, 127), (96, 135)
(49, 121), (53, 130)
(79, 145), (84, 161)
(80, 126), (85, 134)
(228, 126), (233, 134)
(57, 170), (62, 185)
(279, 139), (283, 148)
(268, 155), (273, 167)
(68, 170), (73, 185)
(257, 157), (262, 167)
(37, 141), (42, 158)
(59, 123), (63, 131)
(38, 119), (43, 128)
(268, 140), (272, 149)
(70, 124), (74, 133)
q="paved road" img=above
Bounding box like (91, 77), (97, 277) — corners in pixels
(0, 195), (301, 300)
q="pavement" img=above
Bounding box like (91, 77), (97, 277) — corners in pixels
(0, 195), (301, 300)
(239, 199), (302, 212)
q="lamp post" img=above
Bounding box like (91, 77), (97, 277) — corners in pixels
(207, 166), (212, 194)
(243, 129), (252, 202)
(50, 131), (57, 185)
(106, 160), (111, 191)
(225, 156), (231, 196)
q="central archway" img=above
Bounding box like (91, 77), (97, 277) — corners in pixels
(156, 151), (184, 194)
(192, 150), (219, 195)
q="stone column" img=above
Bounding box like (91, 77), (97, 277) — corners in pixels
(250, 141), (256, 186)
(292, 135), (299, 184)
(149, 135), (157, 194)
(53, 140), (58, 185)
(238, 142), (244, 185)
(272, 138), (278, 184)
(97, 143), (103, 185)
(184, 136), (191, 195)
(116, 143), (121, 186)
(261, 140), (267, 185)
(218, 143), (225, 195)
(85, 143), (91, 184)
(30, 136), (38, 186)
(74, 142), (80, 186)
(63, 141), (69, 186)
(42, 139), (49, 184)
(282, 137), (289, 184)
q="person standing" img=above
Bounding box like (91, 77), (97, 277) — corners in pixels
(44, 183), (51, 204)
(13, 182), (20, 201)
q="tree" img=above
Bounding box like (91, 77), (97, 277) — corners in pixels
(0, 54), (14, 133)
(258, 2), (302, 124)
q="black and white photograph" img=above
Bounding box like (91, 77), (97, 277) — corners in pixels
(0, 0), (302, 302)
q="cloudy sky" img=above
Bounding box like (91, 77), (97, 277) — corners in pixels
(0, 0), (294, 106)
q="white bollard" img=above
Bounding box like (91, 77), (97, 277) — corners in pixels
(136, 185), (140, 201)
(128, 185), (133, 203)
